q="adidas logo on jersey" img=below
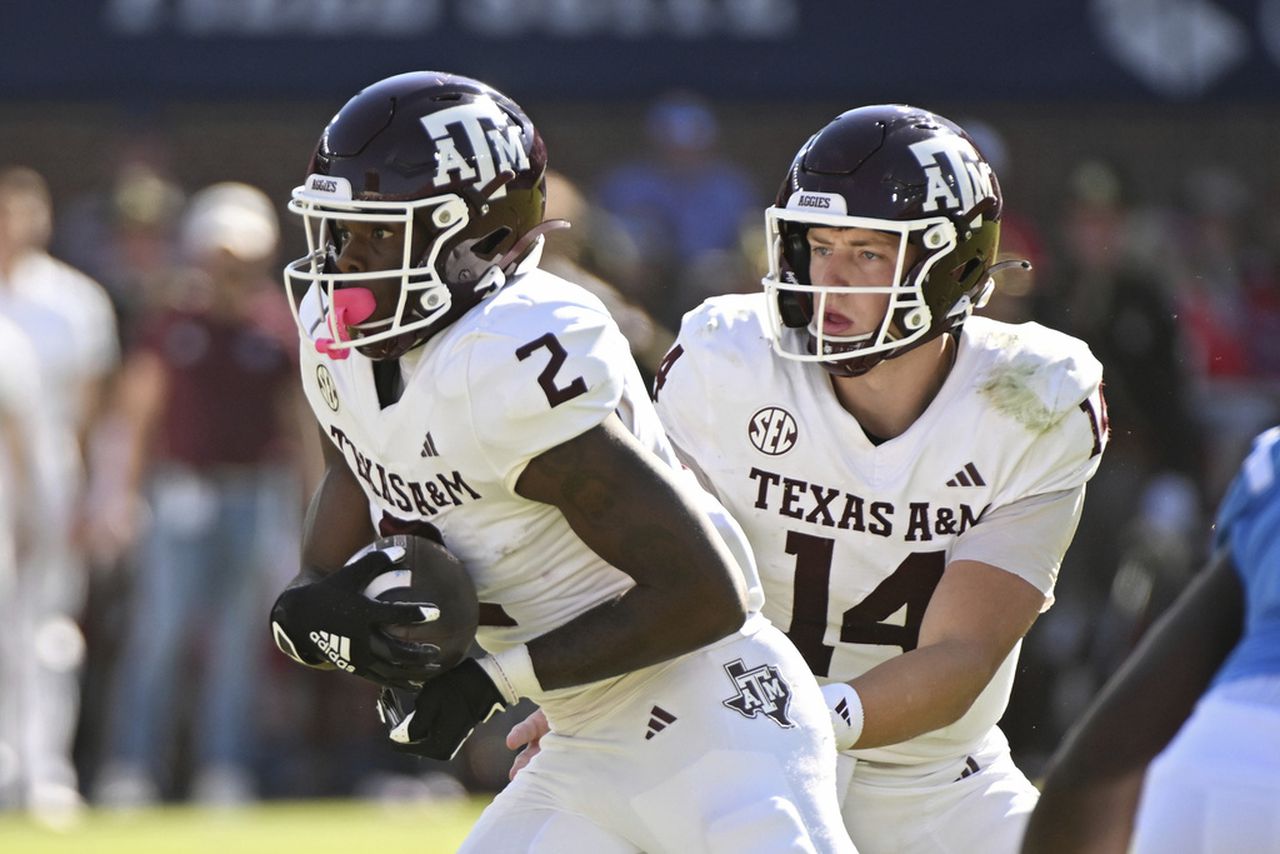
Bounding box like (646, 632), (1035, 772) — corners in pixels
(946, 462), (986, 487)
(645, 706), (677, 740)
(310, 630), (355, 673)
(420, 432), (439, 458)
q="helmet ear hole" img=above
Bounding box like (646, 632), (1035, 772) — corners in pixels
(954, 256), (983, 287)
(473, 226), (512, 258)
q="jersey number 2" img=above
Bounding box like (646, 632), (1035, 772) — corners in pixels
(516, 333), (588, 408)
(784, 530), (946, 676)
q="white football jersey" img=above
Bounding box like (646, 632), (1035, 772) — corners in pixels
(655, 294), (1107, 766)
(298, 269), (763, 727)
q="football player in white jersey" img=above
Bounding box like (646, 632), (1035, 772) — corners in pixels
(267, 71), (853, 854)
(1024, 425), (1280, 854)
(505, 105), (1109, 854)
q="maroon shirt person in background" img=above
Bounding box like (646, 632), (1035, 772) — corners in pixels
(89, 183), (317, 808)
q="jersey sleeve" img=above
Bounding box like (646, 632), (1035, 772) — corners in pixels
(652, 298), (752, 500)
(950, 486), (1085, 602)
(455, 298), (633, 491)
(995, 334), (1108, 503)
(960, 328), (1108, 598)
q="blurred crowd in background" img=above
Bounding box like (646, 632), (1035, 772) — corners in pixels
(1, 89), (1278, 823)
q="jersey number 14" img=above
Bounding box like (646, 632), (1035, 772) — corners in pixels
(784, 530), (946, 677)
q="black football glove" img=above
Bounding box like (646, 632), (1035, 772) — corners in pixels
(379, 659), (507, 760)
(270, 546), (443, 689)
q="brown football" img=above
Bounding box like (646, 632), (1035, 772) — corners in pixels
(357, 534), (479, 672)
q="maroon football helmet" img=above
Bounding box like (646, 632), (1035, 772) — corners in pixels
(763, 104), (1006, 377)
(284, 71), (550, 360)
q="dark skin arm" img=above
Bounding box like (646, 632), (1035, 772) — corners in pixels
(296, 413), (748, 691)
(512, 412), (749, 690)
(1021, 547), (1244, 854)
(285, 424), (378, 593)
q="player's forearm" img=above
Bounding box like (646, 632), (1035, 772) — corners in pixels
(515, 415), (749, 690)
(849, 640), (996, 747)
(522, 502), (749, 690)
(1028, 548), (1243, 841)
(1021, 771), (1144, 854)
(526, 575), (745, 691)
(293, 432), (377, 587)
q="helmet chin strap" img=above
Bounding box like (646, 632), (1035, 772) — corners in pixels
(316, 287), (377, 360)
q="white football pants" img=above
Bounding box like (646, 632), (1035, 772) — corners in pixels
(460, 618), (856, 853)
(839, 727), (1039, 854)
(1132, 678), (1280, 854)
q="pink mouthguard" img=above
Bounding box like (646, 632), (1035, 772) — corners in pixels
(316, 288), (378, 360)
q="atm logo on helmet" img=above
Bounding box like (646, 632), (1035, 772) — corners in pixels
(421, 100), (530, 199)
(909, 135), (995, 216)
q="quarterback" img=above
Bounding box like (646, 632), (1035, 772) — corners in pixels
(510, 105), (1109, 854)
(267, 71), (852, 853)
(657, 106), (1107, 853)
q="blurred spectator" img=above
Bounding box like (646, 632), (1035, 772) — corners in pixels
(1004, 159), (1207, 774)
(91, 183), (309, 807)
(0, 166), (120, 817)
(540, 169), (674, 378)
(1173, 165), (1280, 502)
(1037, 158), (1202, 502)
(53, 131), (185, 349)
(963, 118), (1043, 324)
(594, 91), (761, 327)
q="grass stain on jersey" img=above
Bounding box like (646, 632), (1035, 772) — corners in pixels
(978, 358), (1060, 434)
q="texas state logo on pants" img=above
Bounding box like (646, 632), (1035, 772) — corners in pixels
(721, 658), (795, 728)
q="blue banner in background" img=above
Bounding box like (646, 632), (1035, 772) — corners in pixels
(3, 0), (1279, 103)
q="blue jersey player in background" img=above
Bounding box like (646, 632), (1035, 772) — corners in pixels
(1023, 425), (1280, 854)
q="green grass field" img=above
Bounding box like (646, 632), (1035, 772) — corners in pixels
(0, 797), (491, 854)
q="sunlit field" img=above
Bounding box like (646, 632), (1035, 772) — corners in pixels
(0, 797), (491, 854)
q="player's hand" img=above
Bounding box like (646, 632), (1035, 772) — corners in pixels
(382, 658), (507, 761)
(506, 707), (549, 780)
(269, 546), (443, 689)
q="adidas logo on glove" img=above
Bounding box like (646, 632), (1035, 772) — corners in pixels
(311, 630), (355, 673)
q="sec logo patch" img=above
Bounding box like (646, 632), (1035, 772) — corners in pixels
(748, 406), (797, 455)
(316, 364), (340, 411)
